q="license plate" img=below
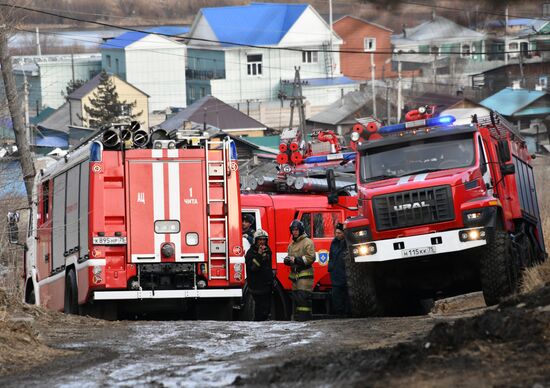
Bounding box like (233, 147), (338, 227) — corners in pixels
(92, 236), (127, 245)
(401, 246), (436, 258)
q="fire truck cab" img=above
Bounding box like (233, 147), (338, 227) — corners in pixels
(345, 111), (546, 316)
(240, 193), (357, 319)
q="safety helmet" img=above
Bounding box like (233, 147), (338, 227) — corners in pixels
(289, 219), (305, 235)
(253, 229), (269, 243)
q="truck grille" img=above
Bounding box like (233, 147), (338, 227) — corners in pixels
(373, 185), (454, 231)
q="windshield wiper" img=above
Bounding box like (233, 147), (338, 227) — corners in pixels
(363, 174), (399, 182)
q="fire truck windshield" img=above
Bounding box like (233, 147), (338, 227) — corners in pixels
(360, 134), (475, 182)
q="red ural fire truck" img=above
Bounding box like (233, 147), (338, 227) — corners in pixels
(344, 110), (546, 316)
(9, 126), (245, 318)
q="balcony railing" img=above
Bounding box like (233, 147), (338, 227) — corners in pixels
(185, 68), (225, 80)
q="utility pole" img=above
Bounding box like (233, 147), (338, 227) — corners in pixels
(0, 25), (36, 204)
(328, 0), (334, 78)
(35, 27), (41, 56)
(370, 52), (377, 118)
(397, 61), (403, 123)
(23, 71), (30, 142)
(504, 5), (509, 65)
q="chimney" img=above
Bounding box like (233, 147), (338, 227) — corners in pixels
(511, 80), (521, 89)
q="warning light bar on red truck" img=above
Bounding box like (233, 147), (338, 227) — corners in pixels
(378, 115), (457, 134)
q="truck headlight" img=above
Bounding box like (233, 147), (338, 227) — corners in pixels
(459, 228), (486, 242)
(353, 243), (377, 256)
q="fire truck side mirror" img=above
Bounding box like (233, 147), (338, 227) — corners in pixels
(501, 163), (516, 176)
(497, 140), (511, 163)
(7, 211), (20, 244)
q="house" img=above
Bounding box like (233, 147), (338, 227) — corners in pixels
(10, 54), (101, 115)
(480, 82), (550, 155)
(101, 27), (188, 112)
(470, 62), (550, 98)
(486, 18), (550, 61)
(405, 92), (482, 113)
(480, 86), (550, 142)
(392, 15), (487, 71)
(333, 16), (394, 80)
(185, 3), (358, 106)
(67, 72), (150, 129)
(157, 95), (267, 137)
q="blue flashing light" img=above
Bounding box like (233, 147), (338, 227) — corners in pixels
(426, 115), (456, 126)
(304, 152), (356, 164)
(90, 141), (103, 162)
(229, 140), (238, 161)
(378, 123), (407, 134)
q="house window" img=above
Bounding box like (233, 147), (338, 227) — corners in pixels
(189, 87), (195, 100)
(120, 104), (131, 117)
(115, 58), (119, 73)
(430, 45), (440, 56)
(106, 55), (111, 67)
(200, 87), (206, 97)
(302, 51), (318, 63)
(247, 54), (263, 76)
(364, 37), (376, 52)
(540, 76), (548, 89)
(461, 44), (471, 57)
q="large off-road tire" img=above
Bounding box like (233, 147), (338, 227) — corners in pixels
(480, 226), (520, 306)
(64, 269), (79, 315)
(343, 252), (383, 317)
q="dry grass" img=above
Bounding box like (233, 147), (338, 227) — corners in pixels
(521, 155), (550, 293)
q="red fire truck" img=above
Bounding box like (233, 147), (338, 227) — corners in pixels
(240, 193), (357, 319)
(344, 110), (546, 316)
(8, 126), (245, 319)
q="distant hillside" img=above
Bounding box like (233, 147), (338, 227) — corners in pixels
(20, 0), (546, 29)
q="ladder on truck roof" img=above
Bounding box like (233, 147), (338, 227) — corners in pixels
(205, 137), (230, 281)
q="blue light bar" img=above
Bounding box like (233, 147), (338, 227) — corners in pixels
(304, 152), (356, 164)
(90, 141), (103, 162)
(377, 115), (456, 134)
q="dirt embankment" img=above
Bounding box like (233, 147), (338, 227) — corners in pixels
(0, 288), (111, 377)
(238, 285), (550, 387)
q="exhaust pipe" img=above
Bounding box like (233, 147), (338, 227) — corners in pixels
(132, 130), (149, 148)
(101, 129), (120, 149)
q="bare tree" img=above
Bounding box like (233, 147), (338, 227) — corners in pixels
(0, 1), (35, 205)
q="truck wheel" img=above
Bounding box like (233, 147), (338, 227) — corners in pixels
(240, 291), (255, 321)
(64, 269), (79, 315)
(344, 252), (382, 317)
(480, 226), (520, 306)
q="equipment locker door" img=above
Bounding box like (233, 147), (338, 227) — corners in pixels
(127, 160), (207, 263)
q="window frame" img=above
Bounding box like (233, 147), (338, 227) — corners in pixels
(364, 37), (376, 52)
(246, 54), (263, 77)
(302, 50), (318, 63)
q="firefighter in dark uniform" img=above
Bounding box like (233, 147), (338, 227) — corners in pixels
(284, 219), (316, 321)
(328, 223), (349, 316)
(242, 214), (255, 246)
(245, 229), (273, 321)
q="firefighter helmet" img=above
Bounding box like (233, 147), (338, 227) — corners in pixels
(253, 229), (269, 243)
(289, 219), (305, 235)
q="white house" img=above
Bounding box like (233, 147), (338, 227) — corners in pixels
(101, 27), (188, 112)
(185, 3), (358, 106)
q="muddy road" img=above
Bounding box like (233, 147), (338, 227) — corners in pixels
(1, 289), (549, 387)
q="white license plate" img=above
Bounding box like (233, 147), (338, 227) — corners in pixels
(401, 246), (436, 258)
(92, 236), (127, 245)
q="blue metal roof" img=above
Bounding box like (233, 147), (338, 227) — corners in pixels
(101, 26), (189, 49)
(201, 3), (308, 46)
(300, 76), (357, 87)
(480, 87), (547, 116)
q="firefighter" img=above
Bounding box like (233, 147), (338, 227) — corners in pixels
(245, 229), (273, 321)
(242, 214), (255, 247)
(284, 219), (316, 321)
(328, 223), (349, 316)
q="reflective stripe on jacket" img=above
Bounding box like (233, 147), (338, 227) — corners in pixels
(287, 234), (315, 281)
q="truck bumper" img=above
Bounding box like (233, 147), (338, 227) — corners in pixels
(93, 288), (242, 301)
(353, 227), (487, 263)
